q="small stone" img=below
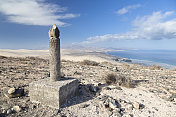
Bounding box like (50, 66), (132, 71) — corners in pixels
(4, 88), (24, 98)
(12, 106), (21, 112)
(113, 108), (121, 113)
(6, 109), (12, 114)
(30, 104), (37, 109)
(8, 87), (16, 94)
(109, 101), (117, 109)
(119, 99), (127, 104)
(126, 103), (133, 111)
(108, 85), (117, 90)
(113, 67), (119, 72)
(1, 104), (9, 110)
(61, 72), (65, 78)
(103, 86), (111, 90)
(108, 98), (118, 109)
(89, 85), (98, 92)
(132, 102), (140, 109)
(174, 98), (176, 102)
(152, 107), (158, 111)
(112, 112), (122, 117)
(98, 95), (108, 101)
(80, 104), (90, 108)
(2, 109), (6, 114)
(116, 86), (122, 90)
(57, 114), (62, 117)
(53, 109), (60, 115)
(122, 114), (132, 117)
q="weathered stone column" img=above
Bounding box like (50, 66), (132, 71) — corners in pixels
(29, 24), (79, 109)
(49, 24), (61, 81)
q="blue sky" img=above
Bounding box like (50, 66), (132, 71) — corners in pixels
(0, 0), (176, 50)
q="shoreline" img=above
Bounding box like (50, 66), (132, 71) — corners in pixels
(105, 50), (176, 69)
(0, 48), (175, 69)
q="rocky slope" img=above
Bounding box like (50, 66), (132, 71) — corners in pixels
(0, 54), (176, 117)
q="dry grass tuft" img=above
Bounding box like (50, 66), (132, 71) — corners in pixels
(0, 55), (7, 59)
(61, 59), (68, 62)
(102, 73), (135, 88)
(150, 65), (163, 70)
(103, 73), (117, 85)
(80, 60), (99, 66)
(172, 68), (176, 71)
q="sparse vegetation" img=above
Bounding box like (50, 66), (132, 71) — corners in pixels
(0, 55), (7, 59)
(150, 65), (163, 70)
(103, 73), (117, 85)
(61, 59), (68, 62)
(80, 60), (99, 66)
(102, 73), (135, 88)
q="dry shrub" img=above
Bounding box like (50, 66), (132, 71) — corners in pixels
(101, 61), (113, 65)
(25, 56), (47, 62)
(61, 59), (67, 62)
(122, 64), (131, 70)
(103, 73), (135, 88)
(81, 60), (99, 66)
(101, 61), (109, 64)
(103, 73), (117, 85)
(0, 55), (7, 59)
(172, 68), (176, 71)
(150, 65), (163, 70)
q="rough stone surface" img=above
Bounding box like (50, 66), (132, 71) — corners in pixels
(12, 106), (21, 112)
(49, 37), (61, 81)
(29, 78), (79, 109)
(49, 24), (61, 81)
(132, 102), (140, 109)
(48, 24), (60, 38)
(8, 87), (15, 94)
(4, 88), (24, 98)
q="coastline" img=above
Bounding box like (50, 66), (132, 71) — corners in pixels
(105, 50), (176, 69)
(0, 48), (176, 69)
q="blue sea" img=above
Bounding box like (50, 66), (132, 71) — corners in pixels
(106, 50), (176, 69)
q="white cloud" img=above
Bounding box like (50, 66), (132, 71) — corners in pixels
(0, 0), (80, 26)
(116, 4), (141, 15)
(79, 11), (176, 45)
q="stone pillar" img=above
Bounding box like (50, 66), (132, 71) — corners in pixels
(49, 24), (61, 81)
(29, 24), (79, 109)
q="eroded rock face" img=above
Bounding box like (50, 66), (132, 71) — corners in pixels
(49, 24), (60, 38)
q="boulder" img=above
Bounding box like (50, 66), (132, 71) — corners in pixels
(4, 88), (24, 98)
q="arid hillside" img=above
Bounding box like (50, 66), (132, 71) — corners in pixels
(0, 55), (176, 117)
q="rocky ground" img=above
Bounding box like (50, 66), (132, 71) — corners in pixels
(0, 54), (176, 117)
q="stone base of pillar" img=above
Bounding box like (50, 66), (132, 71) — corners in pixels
(29, 78), (79, 109)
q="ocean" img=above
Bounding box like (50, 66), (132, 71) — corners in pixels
(106, 50), (176, 69)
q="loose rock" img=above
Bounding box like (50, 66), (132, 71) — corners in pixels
(132, 102), (140, 109)
(6, 109), (12, 114)
(8, 87), (16, 94)
(4, 88), (24, 98)
(89, 85), (98, 92)
(12, 106), (21, 112)
(126, 103), (133, 111)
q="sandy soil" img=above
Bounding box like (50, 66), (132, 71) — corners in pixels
(0, 49), (176, 117)
(0, 49), (120, 63)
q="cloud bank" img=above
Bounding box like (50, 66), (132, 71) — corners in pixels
(80, 11), (176, 44)
(0, 0), (80, 26)
(116, 4), (141, 15)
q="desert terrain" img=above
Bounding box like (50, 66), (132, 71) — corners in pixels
(0, 49), (176, 117)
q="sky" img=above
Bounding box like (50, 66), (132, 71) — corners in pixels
(0, 0), (176, 50)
